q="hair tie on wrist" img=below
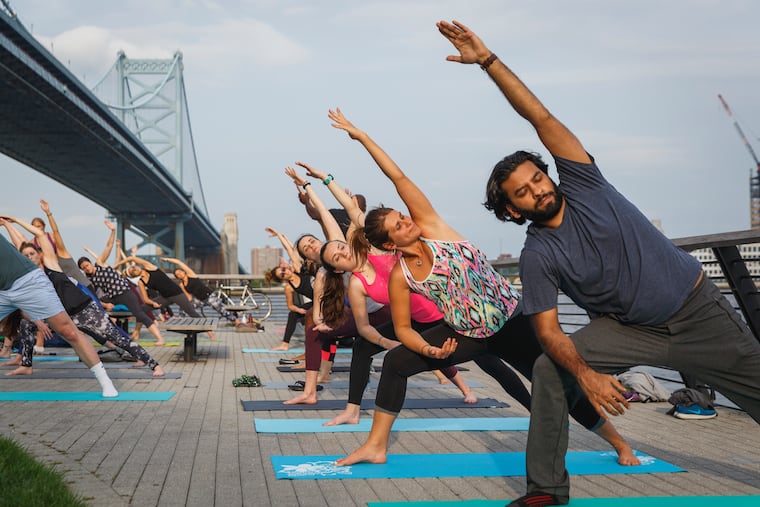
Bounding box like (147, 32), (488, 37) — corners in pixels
(301, 182), (311, 189)
(323, 174), (334, 185)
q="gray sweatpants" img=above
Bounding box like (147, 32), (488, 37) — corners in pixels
(526, 276), (760, 502)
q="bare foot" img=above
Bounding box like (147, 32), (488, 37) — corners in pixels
(207, 331), (216, 341)
(5, 355), (22, 367)
(324, 411), (360, 426)
(271, 343), (289, 351)
(154, 341), (166, 346)
(0, 348), (11, 359)
(335, 443), (387, 466)
(152, 365), (165, 377)
(5, 366), (33, 376)
(130, 332), (140, 341)
(132, 360), (146, 368)
(463, 392), (478, 404)
(283, 392), (318, 405)
(615, 443), (641, 466)
(316, 374), (331, 384)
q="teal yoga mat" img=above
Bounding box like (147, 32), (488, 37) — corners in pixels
(367, 497), (760, 507)
(272, 451), (683, 480)
(255, 417), (529, 433)
(0, 355), (79, 362)
(0, 391), (175, 401)
(0, 371), (182, 379)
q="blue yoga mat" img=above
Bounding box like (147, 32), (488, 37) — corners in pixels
(0, 356), (79, 362)
(367, 497), (760, 507)
(242, 348), (352, 354)
(255, 417), (530, 433)
(0, 391), (175, 401)
(272, 451), (682, 480)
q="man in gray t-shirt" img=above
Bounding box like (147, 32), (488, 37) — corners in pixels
(439, 19), (760, 507)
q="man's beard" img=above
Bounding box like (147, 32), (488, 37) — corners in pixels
(515, 185), (564, 223)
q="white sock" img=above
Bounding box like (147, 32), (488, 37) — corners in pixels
(90, 362), (118, 397)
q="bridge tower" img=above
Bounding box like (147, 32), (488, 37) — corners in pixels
(92, 51), (210, 261)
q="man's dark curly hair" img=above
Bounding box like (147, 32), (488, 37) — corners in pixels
(483, 150), (549, 225)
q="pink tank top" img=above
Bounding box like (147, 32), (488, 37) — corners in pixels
(353, 253), (442, 324)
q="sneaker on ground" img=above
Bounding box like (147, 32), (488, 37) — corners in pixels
(673, 403), (717, 420)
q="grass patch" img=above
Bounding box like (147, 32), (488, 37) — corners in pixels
(0, 435), (86, 506)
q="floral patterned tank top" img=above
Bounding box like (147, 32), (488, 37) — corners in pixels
(399, 238), (520, 338)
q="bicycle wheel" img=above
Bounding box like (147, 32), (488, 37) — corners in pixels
(242, 291), (272, 321)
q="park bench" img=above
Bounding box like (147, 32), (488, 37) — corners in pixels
(163, 317), (218, 361)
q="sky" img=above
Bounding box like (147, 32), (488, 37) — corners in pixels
(2, 0), (760, 270)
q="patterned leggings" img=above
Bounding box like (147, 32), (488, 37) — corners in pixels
(18, 301), (159, 370)
(192, 294), (238, 322)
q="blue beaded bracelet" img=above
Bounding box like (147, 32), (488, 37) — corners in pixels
(323, 174), (334, 185)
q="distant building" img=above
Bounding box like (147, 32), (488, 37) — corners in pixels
(251, 246), (282, 277)
(221, 213), (239, 274)
(690, 244), (760, 281)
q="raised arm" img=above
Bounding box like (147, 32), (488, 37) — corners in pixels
(9, 216), (62, 272)
(122, 255), (158, 271)
(265, 227), (303, 272)
(0, 216), (27, 249)
(285, 165), (345, 242)
(39, 199), (70, 257)
(437, 20), (589, 164)
(161, 257), (197, 277)
(96, 221), (117, 265)
(328, 108), (457, 238)
(297, 163), (365, 229)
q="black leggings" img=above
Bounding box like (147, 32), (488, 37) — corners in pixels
(374, 311), (601, 431)
(347, 319), (461, 406)
(282, 303), (312, 343)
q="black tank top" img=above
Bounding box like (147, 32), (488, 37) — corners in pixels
(288, 272), (314, 300)
(185, 277), (213, 300)
(145, 268), (183, 297)
(45, 267), (90, 315)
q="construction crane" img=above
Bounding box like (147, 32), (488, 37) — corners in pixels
(718, 94), (760, 229)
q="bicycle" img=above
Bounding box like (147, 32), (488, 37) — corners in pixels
(202, 282), (272, 322)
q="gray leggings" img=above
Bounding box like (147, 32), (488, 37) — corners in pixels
(525, 276), (760, 502)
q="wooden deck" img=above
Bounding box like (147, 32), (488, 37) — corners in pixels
(0, 324), (758, 506)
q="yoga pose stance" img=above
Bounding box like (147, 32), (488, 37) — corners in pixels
(265, 228), (314, 351)
(161, 257), (245, 327)
(0, 222), (118, 396)
(115, 256), (201, 319)
(300, 164), (482, 421)
(78, 222), (165, 345)
(437, 19), (760, 506)
(325, 108), (637, 471)
(3, 217), (165, 377)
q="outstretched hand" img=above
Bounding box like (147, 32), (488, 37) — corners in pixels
(328, 108), (363, 140)
(104, 220), (115, 231)
(295, 161), (327, 181)
(577, 369), (630, 417)
(265, 227), (278, 237)
(284, 166), (308, 187)
(40, 199), (50, 214)
(436, 20), (491, 65)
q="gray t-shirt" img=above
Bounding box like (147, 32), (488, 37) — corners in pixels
(519, 155), (702, 326)
(0, 235), (37, 291)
